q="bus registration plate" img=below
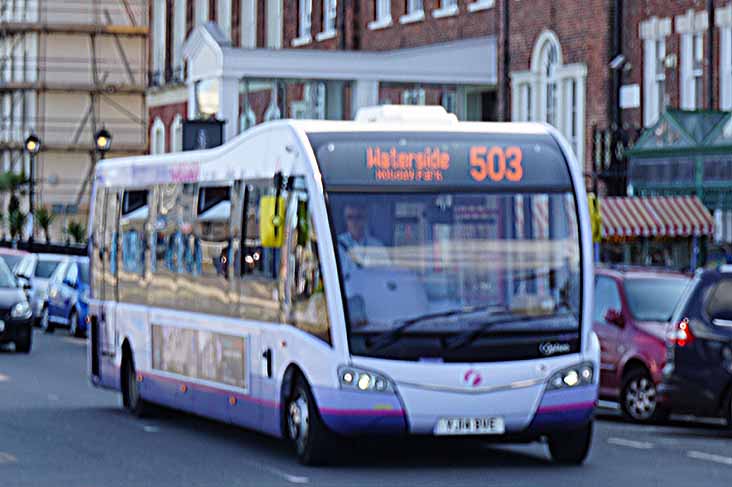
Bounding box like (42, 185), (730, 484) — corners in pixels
(434, 417), (505, 436)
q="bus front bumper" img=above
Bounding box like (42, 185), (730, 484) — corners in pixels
(313, 382), (596, 438)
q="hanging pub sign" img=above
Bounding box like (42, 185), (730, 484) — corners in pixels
(182, 119), (225, 151)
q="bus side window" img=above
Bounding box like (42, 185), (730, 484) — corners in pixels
(195, 184), (232, 280)
(240, 181), (281, 280)
(289, 195), (331, 344)
(150, 183), (181, 310)
(119, 188), (149, 305)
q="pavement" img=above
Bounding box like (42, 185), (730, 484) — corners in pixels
(1, 330), (731, 487)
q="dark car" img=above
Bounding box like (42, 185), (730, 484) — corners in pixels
(594, 266), (689, 422)
(659, 266), (732, 427)
(41, 257), (90, 338)
(0, 257), (34, 353)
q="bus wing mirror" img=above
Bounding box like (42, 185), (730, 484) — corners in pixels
(259, 195), (285, 248)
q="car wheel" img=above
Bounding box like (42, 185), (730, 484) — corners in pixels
(547, 421), (593, 464)
(14, 324), (32, 354)
(286, 375), (337, 466)
(69, 310), (82, 338)
(621, 369), (663, 423)
(40, 306), (54, 334)
(122, 354), (149, 418)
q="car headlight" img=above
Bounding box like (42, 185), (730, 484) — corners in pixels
(338, 365), (393, 393)
(547, 362), (595, 391)
(11, 301), (32, 319)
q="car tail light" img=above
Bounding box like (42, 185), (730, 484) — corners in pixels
(668, 318), (694, 347)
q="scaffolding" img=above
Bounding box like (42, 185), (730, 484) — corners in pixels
(0, 0), (148, 236)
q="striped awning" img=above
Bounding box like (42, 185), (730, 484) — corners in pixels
(600, 196), (714, 238)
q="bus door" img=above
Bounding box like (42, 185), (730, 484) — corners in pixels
(101, 189), (120, 358)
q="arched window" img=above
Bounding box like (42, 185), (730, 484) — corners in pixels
(151, 117), (166, 155)
(511, 30), (587, 163)
(170, 114), (183, 152)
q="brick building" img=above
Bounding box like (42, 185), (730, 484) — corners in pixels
(145, 1), (732, 189)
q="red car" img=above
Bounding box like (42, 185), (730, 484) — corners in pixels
(593, 266), (690, 422)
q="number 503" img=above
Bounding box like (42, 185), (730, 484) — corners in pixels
(469, 146), (523, 183)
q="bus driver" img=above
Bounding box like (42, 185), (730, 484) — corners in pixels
(337, 203), (390, 280)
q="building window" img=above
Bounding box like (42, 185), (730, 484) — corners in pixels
(433, 0), (458, 18)
(172, 0), (186, 81)
(676, 10), (708, 111)
(717, 6), (732, 111)
(692, 33), (704, 108)
(196, 79), (220, 118)
(640, 17), (671, 127)
(217, 0), (232, 40)
(266, 0), (283, 48)
(171, 115), (184, 153)
(400, 0), (424, 23)
(323, 0), (337, 34)
(152, 0), (167, 86)
(151, 118), (166, 155)
(510, 31), (587, 163)
(292, 0), (312, 45)
(369, 0), (392, 30)
(468, 0), (495, 13)
(402, 88), (426, 105)
(241, 0), (257, 48)
(196, 0), (209, 25)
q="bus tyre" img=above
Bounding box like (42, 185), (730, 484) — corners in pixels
(40, 307), (54, 334)
(122, 355), (148, 418)
(547, 421), (592, 465)
(15, 325), (32, 354)
(287, 376), (337, 466)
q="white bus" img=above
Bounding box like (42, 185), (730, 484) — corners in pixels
(88, 106), (599, 465)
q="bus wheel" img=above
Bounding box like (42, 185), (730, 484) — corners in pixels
(286, 376), (336, 466)
(547, 421), (592, 465)
(122, 354), (148, 417)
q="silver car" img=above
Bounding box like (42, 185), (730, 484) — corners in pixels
(15, 253), (66, 322)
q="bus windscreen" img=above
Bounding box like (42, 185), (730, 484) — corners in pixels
(309, 132), (573, 191)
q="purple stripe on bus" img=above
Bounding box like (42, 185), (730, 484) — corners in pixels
(537, 401), (596, 414)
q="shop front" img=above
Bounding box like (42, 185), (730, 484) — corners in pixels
(598, 195), (714, 271)
(182, 24), (497, 142)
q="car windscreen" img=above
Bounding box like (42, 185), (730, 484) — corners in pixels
(0, 258), (17, 288)
(79, 261), (90, 285)
(1, 254), (23, 271)
(35, 260), (62, 279)
(624, 277), (690, 322)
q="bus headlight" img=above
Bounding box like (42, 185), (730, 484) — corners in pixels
(547, 362), (594, 391)
(338, 366), (393, 393)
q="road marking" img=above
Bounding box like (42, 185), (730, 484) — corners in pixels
(597, 400), (620, 410)
(688, 451), (732, 466)
(0, 452), (17, 464)
(47, 394), (59, 401)
(607, 437), (654, 449)
(143, 425), (159, 433)
(62, 337), (86, 346)
(258, 464), (309, 484)
(0, 373), (9, 382)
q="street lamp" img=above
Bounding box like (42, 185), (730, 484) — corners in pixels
(94, 128), (112, 159)
(24, 133), (41, 242)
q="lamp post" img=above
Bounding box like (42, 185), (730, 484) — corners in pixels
(24, 133), (41, 242)
(94, 128), (112, 160)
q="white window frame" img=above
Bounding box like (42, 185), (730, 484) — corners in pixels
(196, 0), (209, 26)
(241, 0), (257, 48)
(717, 4), (732, 111)
(676, 10), (708, 110)
(170, 114), (184, 153)
(172, 0), (186, 81)
(369, 0), (392, 30)
(433, 0), (458, 19)
(400, 0), (424, 24)
(151, 117), (166, 155)
(266, 0), (283, 48)
(317, 0), (338, 41)
(292, 0), (312, 46)
(468, 0), (495, 13)
(640, 16), (671, 127)
(217, 0), (232, 40)
(152, 0), (167, 85)
(401, 88), (426, 105)
(510, 30), (587, 164)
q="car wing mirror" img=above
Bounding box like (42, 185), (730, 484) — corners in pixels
(604, 309), (625, 327)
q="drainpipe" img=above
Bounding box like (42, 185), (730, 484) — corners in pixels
(707, 0), (715, 110)
(338, 0), (347, 50)
(612, 0), (623, 130)
(502, 0), (510, 122)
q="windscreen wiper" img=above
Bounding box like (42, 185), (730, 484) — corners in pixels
(444, 310), (574, 351)
(365, 304), (505, 353)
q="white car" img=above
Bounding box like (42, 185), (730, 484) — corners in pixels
(15, 253), (66, 323)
